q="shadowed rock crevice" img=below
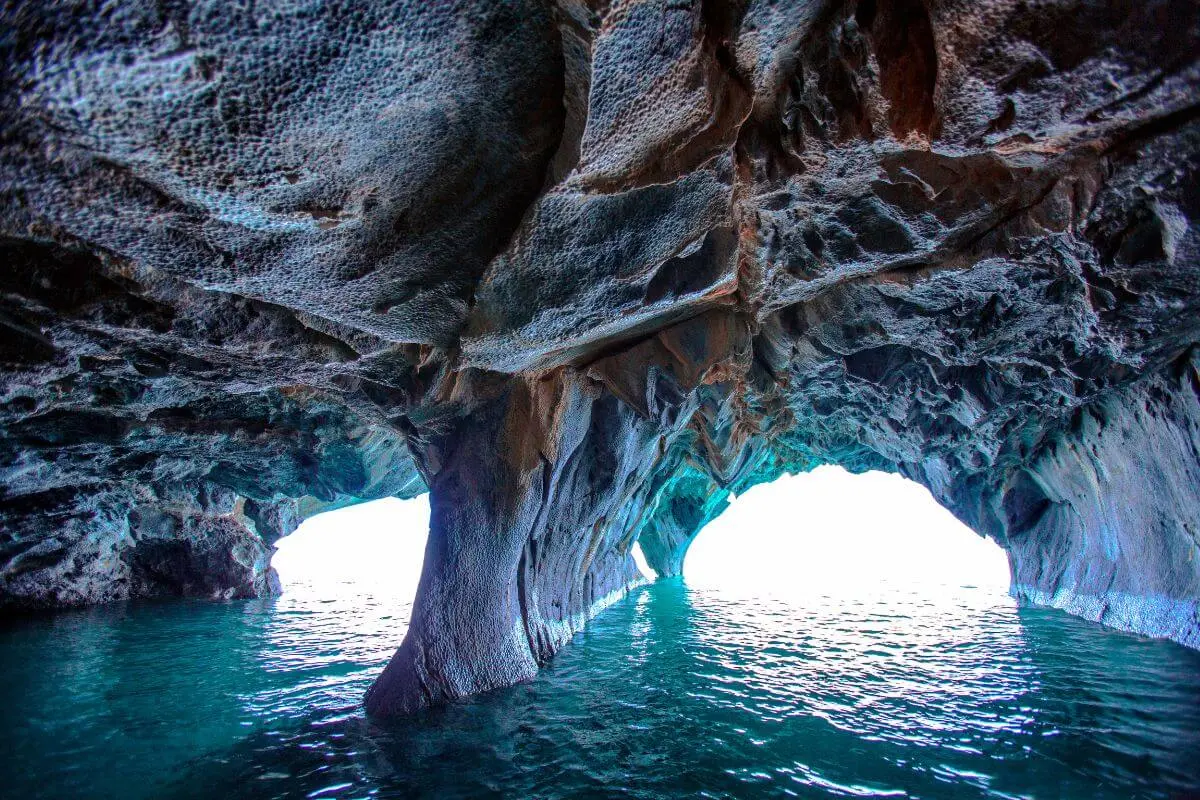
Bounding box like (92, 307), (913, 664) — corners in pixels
(2, 0), (1200, 715)
(854, 0), (938, 139)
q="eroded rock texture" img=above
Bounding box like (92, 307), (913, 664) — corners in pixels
(2, 0), (1198, 714)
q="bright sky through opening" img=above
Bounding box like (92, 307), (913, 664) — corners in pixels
(684, 466), (1009, 594)
(272, 496), (431, 593)
(272, 467), (1009, 596)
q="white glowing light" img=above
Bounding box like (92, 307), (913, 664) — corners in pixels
(272, 467), (1009, 599)
(630, 542), (655, 581)
(684, 465), (1010, 594)
(271, 496), (430, 593)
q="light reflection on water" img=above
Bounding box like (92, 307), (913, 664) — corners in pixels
(1, 578), (1198, 799)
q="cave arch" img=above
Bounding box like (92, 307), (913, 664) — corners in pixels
(0, 0), (1197, 723)
(678, 466), (1010, 592)
(271, 496), (431, 597)
(364, 355), (1200, 718)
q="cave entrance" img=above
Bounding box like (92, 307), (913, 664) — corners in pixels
(682, 466), (1009, 595)
(270, 496), (430, 600)
(630, 541), (656, 581)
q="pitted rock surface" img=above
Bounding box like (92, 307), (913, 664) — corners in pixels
(1, 0), (1198, 715)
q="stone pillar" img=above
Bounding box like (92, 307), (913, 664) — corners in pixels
(365, 370), (662, 716)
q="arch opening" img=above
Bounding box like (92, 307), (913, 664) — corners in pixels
(270, 496), (431, 601)
(630, 541), (656, 582)
(680, 466), (1010, 596)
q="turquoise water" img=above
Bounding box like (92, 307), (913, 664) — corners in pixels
(1, 578), (1198, 799)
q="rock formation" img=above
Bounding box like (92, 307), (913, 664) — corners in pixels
(1, 0), (1198, 716)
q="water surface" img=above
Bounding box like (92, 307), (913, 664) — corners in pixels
(2, 578), (1198, 799)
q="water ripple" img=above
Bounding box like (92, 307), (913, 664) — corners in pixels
(1, 579), (1198, 799)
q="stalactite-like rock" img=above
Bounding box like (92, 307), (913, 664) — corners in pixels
(2, 0), (1198, 714)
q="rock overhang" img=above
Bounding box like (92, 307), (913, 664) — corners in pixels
(0, 0), (1197, 714)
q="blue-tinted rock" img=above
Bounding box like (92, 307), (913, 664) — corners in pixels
(1, 0), (1198, 716)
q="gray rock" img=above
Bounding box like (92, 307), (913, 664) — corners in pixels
(1, 0), (1198, 716)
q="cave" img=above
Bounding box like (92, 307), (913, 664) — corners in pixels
(679, 466), (1010, 593)
(1, 0), (1198, 736)
(271, 496), (430, 596)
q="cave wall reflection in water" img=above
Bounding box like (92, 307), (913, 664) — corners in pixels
(1, 471), (1199, 798)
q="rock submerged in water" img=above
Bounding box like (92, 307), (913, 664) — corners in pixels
(1, 0), (1198, 715)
